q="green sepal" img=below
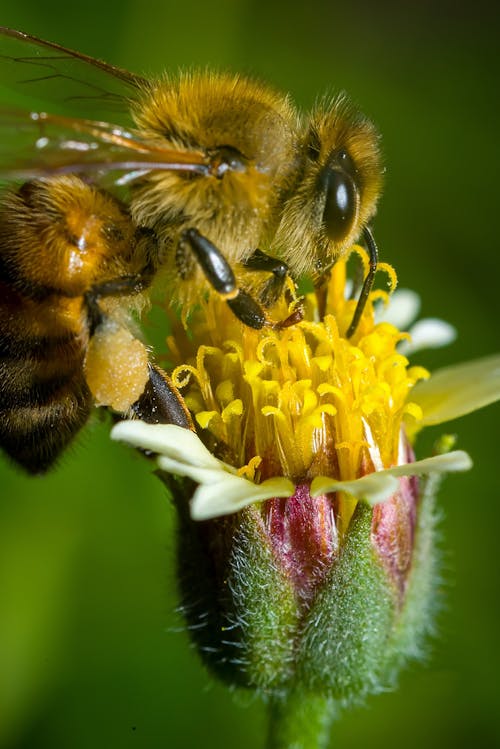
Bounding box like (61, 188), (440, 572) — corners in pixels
(298, 502), (395, 702)
(382, 470), (441, 682)
(170, 479), (299, 691)
(226, 505), (299, 691)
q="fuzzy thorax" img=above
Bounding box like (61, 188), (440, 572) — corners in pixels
(129, 71), (299, 273)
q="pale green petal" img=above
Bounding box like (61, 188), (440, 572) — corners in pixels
(310, 473), (399, 504)
(156, 456), (228, 485)
(382, 450), (472, 478)
(191, 476), (295, 521)
(311, 450), (472, 506)
(111, 421), (223, 470)
(410, 354), (500, 425)
(111, 420), (295, 520)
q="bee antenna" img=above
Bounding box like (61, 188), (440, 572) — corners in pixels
(346, 225), (378, 338)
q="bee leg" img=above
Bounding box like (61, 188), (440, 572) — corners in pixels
(242, 249), (305, 328)
(346, 226), (378, 338)
(243, 249), (288, 306)
(84, 267), (156, 334)
(178, 228), (268, 329)
(89, 270), (154, 299)
(314, 270), (331, 321)
(273, 305), (304, 330)
(132, 364), (194, 430)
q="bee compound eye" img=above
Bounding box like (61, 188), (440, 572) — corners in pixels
(321, 167), (358, 242)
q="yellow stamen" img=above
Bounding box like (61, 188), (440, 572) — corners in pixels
(165, 249), (428, 488)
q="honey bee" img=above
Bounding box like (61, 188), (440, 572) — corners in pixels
(0, 27), (383, 473)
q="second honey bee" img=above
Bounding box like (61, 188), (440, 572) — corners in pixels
(0, 27), (384, 473)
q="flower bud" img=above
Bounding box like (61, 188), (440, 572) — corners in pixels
(168, 456), (438, 701)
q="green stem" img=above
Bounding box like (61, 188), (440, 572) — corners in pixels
(266, 690), (337, 749)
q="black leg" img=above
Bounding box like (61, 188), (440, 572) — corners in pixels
(132, 364), (193, 429)
(243, 249), (289, 307)
(314, 269), (331, 322)
(85, 242), (158, 334)
(84, 272), (152, 335)
(346, 226), (378, 338)
(225, 290), (268, 329)
(89, 272), (152, 298)
(178, 228), (268, 329)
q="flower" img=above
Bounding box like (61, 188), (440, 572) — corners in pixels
(111, 246), (500, 702)
(113, 247), (484, 522)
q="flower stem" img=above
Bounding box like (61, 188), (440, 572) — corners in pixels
(266, 690), (337, 749)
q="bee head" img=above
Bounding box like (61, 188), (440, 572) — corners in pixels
(274, 94), (383, 278)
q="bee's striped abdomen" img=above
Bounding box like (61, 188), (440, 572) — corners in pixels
(0, 176), (182, 474)
(0, 281), (92, 473)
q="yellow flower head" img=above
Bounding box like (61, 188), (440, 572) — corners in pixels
(164, 249), (425, 522)
(113, 246), (497, 523)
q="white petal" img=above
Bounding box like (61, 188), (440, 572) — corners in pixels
(111, 421), (223, 470)
(191, 476), (295, 521)
(111, 419), (295, 520)
(310, 473), (399, 505)
(399, 318), (457, 355)
(375, 288), (421, 328)
(156, 456), (228, 485)
(311, 450), (472, 506)
(383, 450), (472, 478)
(344, 278), (354, 299)
(410, 354), (500, 425)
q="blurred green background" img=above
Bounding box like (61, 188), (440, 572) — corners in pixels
(0, 1), (499, 747)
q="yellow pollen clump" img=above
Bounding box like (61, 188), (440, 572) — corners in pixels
(85, 323), (150, 412)
(167, 248), (428, 486)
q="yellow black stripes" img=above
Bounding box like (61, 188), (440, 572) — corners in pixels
(0, 385), (91, 474)
(0, 289), (92, 472)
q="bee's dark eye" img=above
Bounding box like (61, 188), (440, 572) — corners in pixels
(319, 167), (357, 242)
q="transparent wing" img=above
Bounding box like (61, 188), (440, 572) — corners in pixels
(0, 27), (145, 121)
(0, 109), (209, 182)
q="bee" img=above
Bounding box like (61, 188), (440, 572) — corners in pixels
(0, 27), (383, 473)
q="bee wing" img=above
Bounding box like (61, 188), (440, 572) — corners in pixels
(0, 27), (144, 121)
(0, 109), (209, 181)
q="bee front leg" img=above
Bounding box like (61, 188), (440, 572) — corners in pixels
(178, 228), (268, 329)
(243, 249), (288, 307)
(345, 226), (378, 338)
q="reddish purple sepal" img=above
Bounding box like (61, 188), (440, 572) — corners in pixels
(371, 441), (419, 599)
(263, 484), (337, 603)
